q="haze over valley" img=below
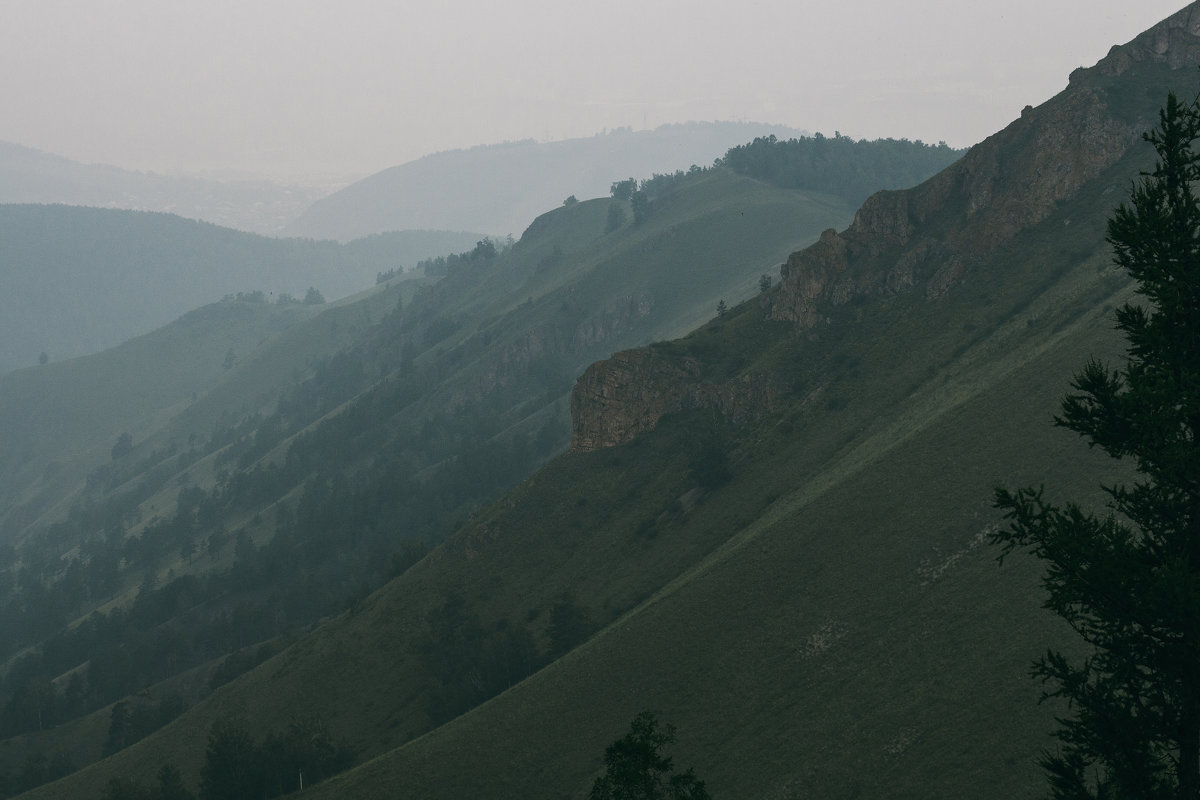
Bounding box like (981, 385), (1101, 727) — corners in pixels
(1, 2), (1199, 799)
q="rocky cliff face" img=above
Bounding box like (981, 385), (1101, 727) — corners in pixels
(768, 4), (1200, 327)
(1095, 4), (1200, 75)
(569, 4), (1200, 452)
(569, 349), (778, 451)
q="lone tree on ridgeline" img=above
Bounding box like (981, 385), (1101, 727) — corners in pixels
(992, 92), (1200, 799)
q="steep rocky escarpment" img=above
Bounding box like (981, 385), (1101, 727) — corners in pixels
(1094, 3), (1200, 76)
(768, 4), (1200, 328)
(569, 348), (778, 451)
(569, 5), (1200, 451)
(770, 95), (1129, 325)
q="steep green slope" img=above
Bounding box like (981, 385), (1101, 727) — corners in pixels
(0, 166), (868, 794)
(23, 173), (1131, 799)
(276, 189), (1136, 798)
(0, 299), (321, 530)
(19, 7), (1191, 799)
(304, 299), (1122, 800)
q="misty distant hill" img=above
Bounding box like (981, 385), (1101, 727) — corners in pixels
(7, 3), (1200, 798)
(0, 204), (480, 373)
(0, 140), (328, 235)
(282, 121), (812, 241)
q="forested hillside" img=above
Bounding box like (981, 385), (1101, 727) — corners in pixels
(2, 6), (1189, 798)
(0, 143), (968, 796)
(263, 12), (1196, 796)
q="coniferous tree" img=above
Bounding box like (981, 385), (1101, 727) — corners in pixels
(993, 92), (1200, 800)
(199, 719), (263, 800)
(155, 764), (195, 800)
(588, 711), (710, 800)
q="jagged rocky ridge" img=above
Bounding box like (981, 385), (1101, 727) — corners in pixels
(569, 5), (1200, 452)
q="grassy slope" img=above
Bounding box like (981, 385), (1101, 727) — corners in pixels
(412, 172), (853, 414)
(0, 302), (320, 530)
(2, 171), (863, 793)
(309, 330), (1112, 800)
(292, 204), (1131, 797)
(18, 134), (1137, 798)
(17, 22), (1188, 793)
(292, 162), (1132, 799)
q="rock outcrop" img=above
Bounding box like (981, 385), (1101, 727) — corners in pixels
(569, 5), (1200, 451)
(767, 4), (1200, 328)
(569, 349), (778, 451)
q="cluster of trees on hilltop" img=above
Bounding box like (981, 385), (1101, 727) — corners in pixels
(719, 133), (961, 205)
(416, 236), (510, 276)
(600, 134), (960, 236)
(607, 167), (707, 230)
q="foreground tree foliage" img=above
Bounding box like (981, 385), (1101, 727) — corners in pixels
(99, 764), (192, 800)
(195, 718), (353, 800)
(588, 711), (711, 800)
(993, 93), (1200, 799)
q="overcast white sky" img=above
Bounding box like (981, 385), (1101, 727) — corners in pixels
(0, 1), (1189, 183)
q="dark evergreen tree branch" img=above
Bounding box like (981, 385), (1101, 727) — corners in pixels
(993, 92), (1200, 800)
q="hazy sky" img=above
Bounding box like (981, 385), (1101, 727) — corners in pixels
(0, 1), (1189, 183)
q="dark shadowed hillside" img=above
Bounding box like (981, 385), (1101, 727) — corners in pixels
(5, 6), (1183, 800)
(262, 8), (1192, 797)
(0, 150), (909, 796)
(7, 4), (1191, 793)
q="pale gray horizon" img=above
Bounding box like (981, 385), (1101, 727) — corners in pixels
(1, 0), (1188, 184)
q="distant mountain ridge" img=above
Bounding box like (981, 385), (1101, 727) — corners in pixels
(0, 205), (481, 373)
(0, 141), (328, 235)
(8, 3), (1192, 791)
(282, 121), (815, 241)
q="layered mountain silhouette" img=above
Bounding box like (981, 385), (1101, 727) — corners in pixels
(0, 141), (325, 235)
(5, 4), (1200, 799)
(282, 122), (814, 240)
(0, 205), (481, 374)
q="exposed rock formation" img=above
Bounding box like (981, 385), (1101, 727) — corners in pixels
(569, 349), (778, 451)
(1095, 4), (1200, 75)
(569, 5), (1200, 451)
(767, 4), (1200, 328)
